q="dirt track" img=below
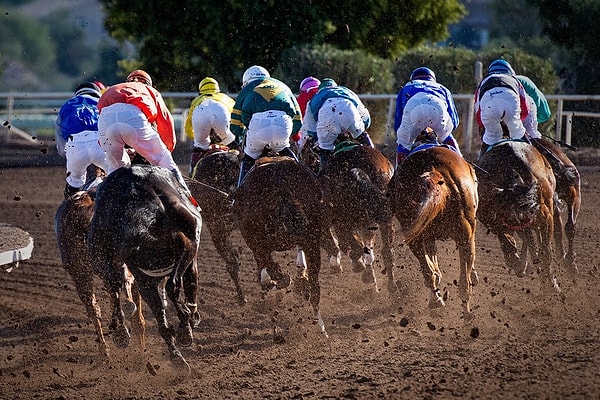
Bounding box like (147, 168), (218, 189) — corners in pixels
(1, 143), (600, 399)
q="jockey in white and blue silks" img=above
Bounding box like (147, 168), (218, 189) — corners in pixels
(301, 78), (373, 171)
(394, 67), (461, 168)
(55, 81), (110, 198)
(475, 59), (529, 157)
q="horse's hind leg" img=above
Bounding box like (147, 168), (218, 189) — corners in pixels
(379, 222), (396, 295)
(498, 232), (526, 276)
(359, 227), (379, 290)
(564, 187), (580, 272)
(66, 264), (110, 359)
(139, 275), (190, 372)
(207, 218), (246, 304)
(457, 236), (476, 318)
(129, 279), (146, 352)
(256, 250), (290, 290)
(410, 240), (445, 308)
(305, 243), (327, 336)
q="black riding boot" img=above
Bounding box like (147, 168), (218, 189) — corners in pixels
(237, 154), (256, 187)
(278, 146), (299, 162)
(356, 132), (374, 148)
(478, 142), (491, 159)
(318, 148), (332, 172)
(64, 183), (80, 199)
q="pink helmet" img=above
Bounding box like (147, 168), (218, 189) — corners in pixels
(299, 76), (320, 93)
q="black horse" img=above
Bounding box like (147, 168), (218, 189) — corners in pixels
(189, 149), (246, 304)
(232, 155), (332, 336)
(88, 165), (202, 373)
(476, 140), (559, 292)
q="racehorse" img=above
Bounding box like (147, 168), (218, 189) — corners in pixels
(232, 155), (333, 336)
(54, 166), (146, 360)
(319, 143), (396, 294)
(476, 140), (559, 292)
(531, 138), (581, 271)
(189, 149), (246, 304)
(388, 143), (479, 316)
(88, 165), (202, 373)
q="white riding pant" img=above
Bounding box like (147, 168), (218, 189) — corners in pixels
(480, 87), (526, 145)
(244, 110), (292, 159)
(98, 103), (178, 173)
(523, 94), (541, 139)
(317, 98), (365, 151)
(64, 130), (110, 188)
(396, 92), (452, 150)
(192, 98), (235, 150)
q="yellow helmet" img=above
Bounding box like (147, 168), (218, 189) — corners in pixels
(198, 77), (220, 95)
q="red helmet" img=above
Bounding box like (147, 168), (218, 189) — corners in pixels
(126, 69), (153, 86)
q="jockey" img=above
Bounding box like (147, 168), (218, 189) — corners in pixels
(394, 66), (461, 167)
(55, 81), (110, 198)
(295, 76), (320, 149)
(516, 74), (552, 140)
(231, 65), (302, 187)
(184, 77), (237, 173)
(301, 78), (373, 171)
(475, 59), (530, 157)
(97, 69), (192, 195)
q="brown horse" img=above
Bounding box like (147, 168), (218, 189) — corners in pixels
(531, 138), (581, 271)
(88, 165), (202, 373)
(319, 143), (396, 293)
(189, 149), (246, 304)
(232, 156), (331, 335)
(476, 140), (559, 292)
(54, 168), (146, 360)
(388, 144), (479, 316)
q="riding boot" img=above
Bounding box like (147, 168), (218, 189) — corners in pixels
(478, 142), (491, 159)
(356, 132), (374, 148)
(395, 144), (410, 169)
(189, 146), (206, 175)
(442, 135), (462, 156)
(64, 183), (80, 199)
(237, 154), (256, 187)
(278, 146), (299, 162)
(318, 148), (332, 172)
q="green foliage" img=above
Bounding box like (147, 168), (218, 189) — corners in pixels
(276, 44), (395, 94)
(99, 0), (466, 91)
(0, 9), (56, 74)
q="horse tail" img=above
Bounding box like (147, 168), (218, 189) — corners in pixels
(279, 195), (311, 237)
(498, 182), (540, 229)
(350, 168), (393, 223)
(403, 170), (449, 245)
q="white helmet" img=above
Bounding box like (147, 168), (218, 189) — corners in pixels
(242, 65), (269, 87)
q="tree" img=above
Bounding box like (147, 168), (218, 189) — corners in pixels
(100, 0), (465, 91)
(528, 0), (600, 94)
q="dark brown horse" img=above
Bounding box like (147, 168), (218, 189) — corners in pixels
(476, 140), (559, 292)
(88, 165), (202, 373)
(232, 156), (331, 335)
(54, 168), (146, 360)
(189, 149), (246, 304)
(531, 138), (581, 271)
(388, 144), (479, 316)
(319, 143), (396, 293)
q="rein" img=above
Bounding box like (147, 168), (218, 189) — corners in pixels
(189, 177), (233, 202)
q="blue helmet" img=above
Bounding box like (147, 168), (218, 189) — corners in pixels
(488, 59), (515, 75)
(410, 67), (436, 82)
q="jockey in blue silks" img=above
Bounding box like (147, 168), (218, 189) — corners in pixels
(394, 67), (461, 168)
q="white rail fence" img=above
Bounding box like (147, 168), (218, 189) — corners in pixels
(2, 92), (600, 152)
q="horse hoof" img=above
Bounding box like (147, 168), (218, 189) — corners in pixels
(470, 269), (479, 286)
(428, 296), (446, 309)
(176, 324), (193, 347)
(112, 325), (130, 349)
(352, 259), (365, 273)
(361, 267), (375, 284)
(170, 349), (191, 375)
(276, 274), (291, 290)
(192, 311), (202, 329)
(260, 268), (276, 290)
(122, 300), (137, 320)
